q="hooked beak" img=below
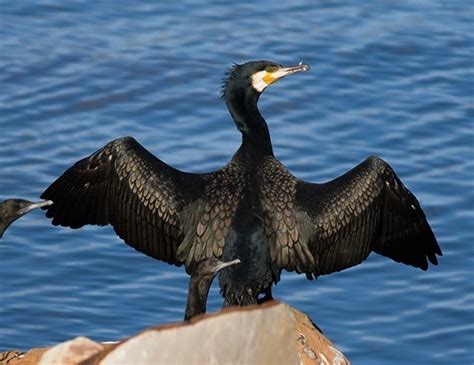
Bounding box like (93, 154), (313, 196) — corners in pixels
(18, 200), (53, 215)
(276, 62), (311, 78)
(212, 258), (241, 274)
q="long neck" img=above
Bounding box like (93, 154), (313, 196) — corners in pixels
(225, 89), (273, 156)
(0, 208), (16, 238)
(184, 275), (212, 320)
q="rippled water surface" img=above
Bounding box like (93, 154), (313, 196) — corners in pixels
(1, 1), (473, 364)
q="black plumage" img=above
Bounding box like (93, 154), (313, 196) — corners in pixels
(41, 60), (441, 317)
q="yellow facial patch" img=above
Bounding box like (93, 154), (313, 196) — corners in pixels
(263, 72), (277, 85)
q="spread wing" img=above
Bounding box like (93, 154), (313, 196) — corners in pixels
(293, 156), (441, 275)
(263, 156), (441, 276)
(41, 136), (206, 266)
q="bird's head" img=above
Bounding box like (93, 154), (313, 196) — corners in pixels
(1, 199), (53, 219)
(184, 257), (241, 320)
(195, 257), (241, 280)
(222, 60), (310, 99)
(221, 60), (310, 140)
(0, 199), (53, 238)
(1, 199), (32, 218)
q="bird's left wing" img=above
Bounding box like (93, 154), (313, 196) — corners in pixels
(264, 156), (441, 276)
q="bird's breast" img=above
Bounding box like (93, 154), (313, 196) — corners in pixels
(218, 221), (275, 305)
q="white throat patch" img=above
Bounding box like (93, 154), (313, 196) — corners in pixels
(251, 70), (270, 93)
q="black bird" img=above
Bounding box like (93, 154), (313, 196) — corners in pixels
(184, 258), (240, 320)
(41, 60), (441, 314)
(0, 199), (52, 238)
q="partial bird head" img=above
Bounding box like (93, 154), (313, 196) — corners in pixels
(222, 60), (310, 99)
(195, 257), (241, 280)
(184, 257), (241, 320)
(0, 199), (53, 238)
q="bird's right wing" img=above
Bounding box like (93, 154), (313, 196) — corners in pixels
(261, 156), (441, 277)
(292, 156), (442, 276)
(41, 136), (205, 266)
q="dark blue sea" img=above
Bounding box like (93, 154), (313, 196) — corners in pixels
(1, 1), (473, 364)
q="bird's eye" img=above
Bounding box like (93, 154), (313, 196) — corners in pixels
(265, 65), (278, 73)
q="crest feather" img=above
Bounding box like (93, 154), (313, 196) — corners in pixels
(221, 62), (241, 99)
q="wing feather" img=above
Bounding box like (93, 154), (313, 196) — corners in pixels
(293, 156), (442, 275)
(41, 136), (204, 266)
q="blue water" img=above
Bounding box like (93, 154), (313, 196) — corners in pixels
(1, 1), (473, 364)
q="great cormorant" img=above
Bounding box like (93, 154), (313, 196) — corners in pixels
(40, 60), (441, 316)
(0, 199), (52, 238)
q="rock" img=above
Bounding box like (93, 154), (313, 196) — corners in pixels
(0, 348), (45, 365)
(4, 301), (350, 365)
(292, 307), (350, 365)
(38, 337), (103, 365)
(101, 301), (298, 365)
(0, 350), (23, 365)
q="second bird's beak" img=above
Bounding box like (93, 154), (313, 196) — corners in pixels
(212, 258), (241, 274)
(17, 200), (53, 215)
